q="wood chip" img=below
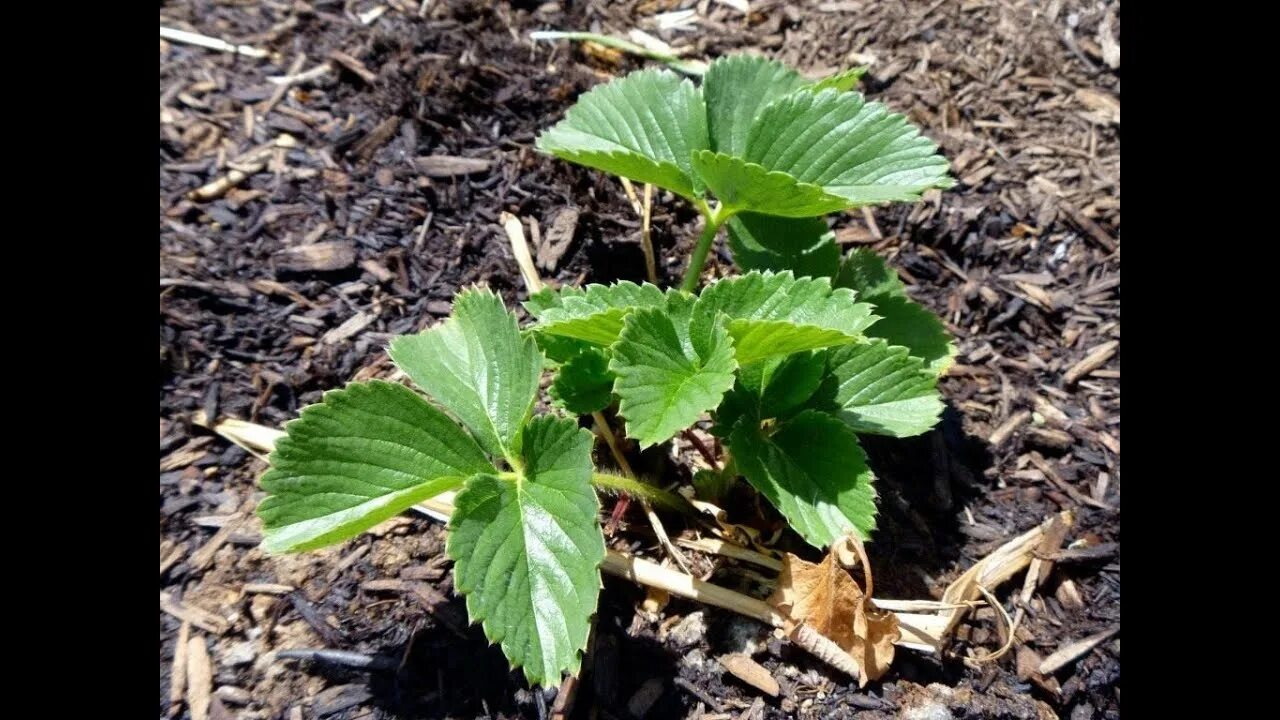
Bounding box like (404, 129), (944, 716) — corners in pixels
(1063, 204), (1118, 252)
(988, 410), (1031, 446)
(170, 621), (191, 712)
(321, 311), (375, 345)
(414, 155), (492, 177)
(718, 654), (779, 697)
(186, 634), (213, 720)
(1063, 340), (1118, 384)
(161, 591), (230, 635)
(537, 207), (580, 271)
(328, 50), (378, 84)
(1039, 626), (1120, 675)
(243, 582), (295, 595)
(190, 518), (243, 571)
(274, 241), (357, 272)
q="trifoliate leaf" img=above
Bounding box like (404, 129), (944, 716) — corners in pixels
(726, 213), (840, 279)
(528, 281), (667, 347)
(704, 54), (807, 157)
(811, 340), (943, 437)
(692, 271), (878, 365)
(550, 348), (615, 415)
(536, 69), (710, 200)
(834, 249), (955, 376)
(691, 150), (855, 217)
(447, 416), (605, 686)
(730, 410), (877, 548)
(258, 381), (495, 553)
(610, 294), (738, 447)
(810, 66), (868, 93)
(389, 289), (542, 460)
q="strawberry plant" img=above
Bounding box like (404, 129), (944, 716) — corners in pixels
(256, 52), (960, 690)
(258, 262), (951, 685)
(536, 54), (954, 291)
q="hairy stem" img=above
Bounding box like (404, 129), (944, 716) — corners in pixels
(675, 210), (727, 292)
(591, 472), (697, 515)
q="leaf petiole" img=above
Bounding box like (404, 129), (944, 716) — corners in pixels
(680, 203), (737, 292)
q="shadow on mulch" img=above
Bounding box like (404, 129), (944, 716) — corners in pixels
(863, 402), (993, 601)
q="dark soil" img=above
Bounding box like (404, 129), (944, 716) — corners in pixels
(160, 1), (1119, 719)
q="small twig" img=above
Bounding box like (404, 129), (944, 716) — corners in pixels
(676, 537), (781, 572)
(275, 648), (397, 671)
(640, 183), (657, 285)
(328, 50), (378, 84)
(501, 212), (543, 294)
(268, 63), (332, 85)
(673, 677), (724, 712)
(1039, 626), (1120, 675)
(259, 53), (306, 119)
(160, 26), (268, 58)
(529, 31), (708, 75)
(592, 412), (693, 574)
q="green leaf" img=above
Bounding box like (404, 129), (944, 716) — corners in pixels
(730, 410), (877, 548)
(447, 416), (605, 686)
(810, 66), (867, 93)
(258, 381), (495, 553)
(726, 212), (839, 279)
(742, 88), (953, 207)
(834, 249), (955, 376)
(704, 54), (807, 157)
(550, 348), (615, 415)
(714, 351), (826, 436)
(389, 289), (543, 460)
(836, 247), (906, 298)
(813, 340), (943, 437)
(536, 69), (710, 200)
(610, 294), (738, 447)
(692, 271), (878, 365)
(864, 297), (956, 376)
(691, 150), (854, 217)
(529, 281), (667, 347)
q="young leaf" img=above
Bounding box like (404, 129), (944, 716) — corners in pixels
(810, 66), (868, 93)
(611, 294), (737, 447)
(835, 247), (906, 299)
(741, 88), (953, 208)
(726, 213), (840, 279)
(388, 289), (542, 460)
(447, 415), (605, 686)
(528, 281), (667, 347)
(835, 249), (955, 375)
(692, 271), (878, 365)
(730, 410), (877, 548)
(549, 348), (615, 415)
(704, 54), (807, 157)
(813, 340), (943, 437)
(258, 381), (495, 553)
(535, 69), (710, 200)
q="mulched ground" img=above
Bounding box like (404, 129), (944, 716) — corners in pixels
(160, 1), (1120, 718)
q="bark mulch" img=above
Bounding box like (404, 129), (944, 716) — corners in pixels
(160, 2), (1119, 718)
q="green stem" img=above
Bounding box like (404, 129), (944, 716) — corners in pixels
(592, 472), (699, 516)
(680, 204), (733, 292)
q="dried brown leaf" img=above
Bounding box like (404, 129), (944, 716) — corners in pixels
(767, 536), (900, 686)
